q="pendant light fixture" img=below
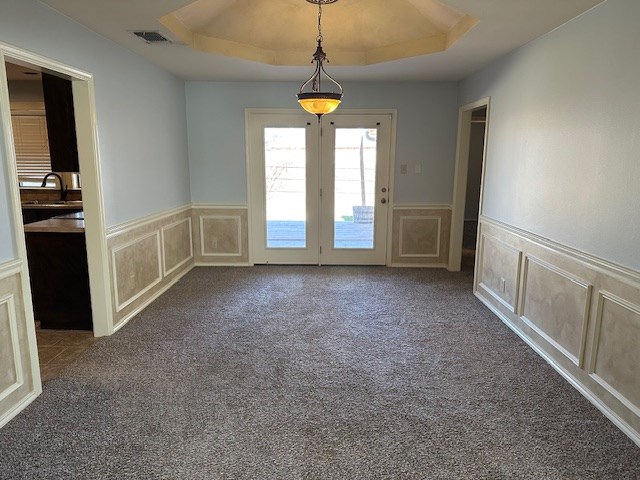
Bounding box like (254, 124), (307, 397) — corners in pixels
(297, 0), (343, 120)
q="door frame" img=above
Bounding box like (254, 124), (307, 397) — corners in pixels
(448, 97), (491, 272)
(0, 43), (113, 351)
(245, 108), (397, 266)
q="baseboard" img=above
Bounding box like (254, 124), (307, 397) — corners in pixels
(475, 289), (640, 448)
(0, 389), (40, 429)
(112, 262), (194, 333)
(193, 262), (251, 267)
(390, 263), (449, 268)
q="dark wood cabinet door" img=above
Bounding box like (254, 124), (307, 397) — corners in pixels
(42, 72), (80, 172)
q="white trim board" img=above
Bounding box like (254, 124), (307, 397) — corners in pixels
(0, 294), (24, 403)
(161, 217), (194, 276)
(106, 204), (192, 238)
(481, 216), (640, 285)
(475, 288), (640, 448)
(449, 97), (491, 272)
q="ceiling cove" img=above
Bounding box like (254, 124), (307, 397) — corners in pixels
(159, 0), (478, 66)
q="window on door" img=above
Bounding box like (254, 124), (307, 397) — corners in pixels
(248, 111), (394, 266)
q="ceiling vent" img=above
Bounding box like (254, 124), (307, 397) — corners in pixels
(132, 31), (172, 44)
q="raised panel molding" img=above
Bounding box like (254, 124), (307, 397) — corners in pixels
(520, 256), (591, 367)
(477, 233), (522, 313)
(0, 294), (24, 403)
(475, 217), (640, 446)
(391, 206), (451, 266)
(161, 217), (193, 276)
(111, 231), (162, 312)
(398, 216), (441, 257)
(200, 215), (242, 257)
(107, 206), (194, 331)
(589, 292), (640, 417)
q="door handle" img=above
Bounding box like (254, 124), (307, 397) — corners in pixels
(381, 198), (387, 204)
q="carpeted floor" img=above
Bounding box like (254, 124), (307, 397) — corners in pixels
(1, 266), (639, 479)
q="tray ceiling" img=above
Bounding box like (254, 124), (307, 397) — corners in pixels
(38, 0), (604, 81)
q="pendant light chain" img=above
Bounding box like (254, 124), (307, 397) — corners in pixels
(317, 3), (323, 43)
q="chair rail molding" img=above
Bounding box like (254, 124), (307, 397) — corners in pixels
(474, 215), (640, 447)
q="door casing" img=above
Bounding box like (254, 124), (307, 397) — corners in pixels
(246, 109), (397, 266)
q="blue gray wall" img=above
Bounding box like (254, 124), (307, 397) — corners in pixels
(0, 0), (191, 261)
(186, 81), (459, 205)
(459, 0), (640, 271)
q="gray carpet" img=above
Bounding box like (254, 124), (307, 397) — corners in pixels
(1, 266), (639, 479)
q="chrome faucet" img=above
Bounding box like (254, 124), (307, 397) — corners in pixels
(41, 172), (68, 201)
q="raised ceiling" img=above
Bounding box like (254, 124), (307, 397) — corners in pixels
(160, 0), (478, 66)
(38, 0), (604, 81)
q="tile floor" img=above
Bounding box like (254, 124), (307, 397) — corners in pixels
(35, 325), (97, 381)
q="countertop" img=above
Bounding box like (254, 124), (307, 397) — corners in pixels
(23, 211), (85, 233)
(21, 201), (83, 210)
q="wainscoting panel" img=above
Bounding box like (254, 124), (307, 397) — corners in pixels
(161, 218), (193, 276)
(192, 206), (249, 265)
(590, 292), (640, 417)
(477, 233), (521, 313)
(0, 261), (39, 428)
(520, 256), (591, 366)
(475, 217), (640, 445)
(111, 231), (162, 312)
(0, 294), (23, 402)
(391, 206), (451, 266)
(107, 206), (194, 330)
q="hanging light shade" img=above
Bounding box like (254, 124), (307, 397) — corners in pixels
(297, 0), (343, 119)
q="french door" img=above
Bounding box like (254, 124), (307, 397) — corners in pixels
(248, 111), (393, 265)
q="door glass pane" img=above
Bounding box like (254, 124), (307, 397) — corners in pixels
(334, 128), (377, 249)
(264, 128), (306, 248)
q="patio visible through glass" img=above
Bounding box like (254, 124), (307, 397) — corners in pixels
(264, 128), (306, 248)
(333, 128), (377, 249)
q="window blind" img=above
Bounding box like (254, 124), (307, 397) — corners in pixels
(11, 115), (52, 180)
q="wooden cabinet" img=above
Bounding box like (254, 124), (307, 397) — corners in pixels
(25, 229), (92, 330)
(41, 72), (80, 172)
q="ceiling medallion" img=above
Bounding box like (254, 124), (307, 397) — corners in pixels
(297, 0), (343, 120)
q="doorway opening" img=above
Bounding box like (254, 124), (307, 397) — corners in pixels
(462, 107), (486, 270)
(0, 44), (113, 404)
(4, 60), (97, 380)
(449, 98), (490, 273)
(247, 110), (395, 265)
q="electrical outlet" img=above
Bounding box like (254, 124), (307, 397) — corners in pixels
(499, 277), (506, 292)
(400, 164), (407, 174)
(212, 238), (218, 249)
(415, 163), (422, 174)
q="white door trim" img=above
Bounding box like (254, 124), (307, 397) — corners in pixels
(320, 113), (393, 265)
(0, 43), (114, 354)
(448, 97), (491, 272)
(245, 108), (397, 265)
(246, 111), (321, 264)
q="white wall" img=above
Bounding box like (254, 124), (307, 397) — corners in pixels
(0, 0), (190, 245)
(186, 81), (458, 205)
(459, 0), (640, 272)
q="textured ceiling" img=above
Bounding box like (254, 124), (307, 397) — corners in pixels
(38, 0), (605, 81)
(160, 0), (478, 65)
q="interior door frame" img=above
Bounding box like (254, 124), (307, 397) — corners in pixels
(448, 97), (491, 272)
(245, 108), (397, 266)
(0, 43), (114, 349)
